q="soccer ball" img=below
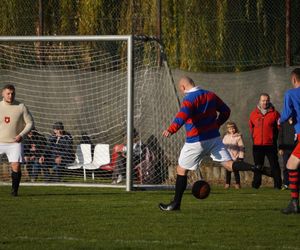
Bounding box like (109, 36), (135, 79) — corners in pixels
(192, 180), (211, 199)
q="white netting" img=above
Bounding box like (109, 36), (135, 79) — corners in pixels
(0, 37), (185, 187)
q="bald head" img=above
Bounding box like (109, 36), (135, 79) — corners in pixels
(178, 76), (195, 94)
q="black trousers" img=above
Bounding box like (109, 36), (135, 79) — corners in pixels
(252, 145), (282, 189)
(282, 150), (293, 186)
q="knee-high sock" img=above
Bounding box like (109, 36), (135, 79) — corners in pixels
(11, 171), (21, 192)
(288, 170), (299, 200)
(174, 175), (187, 204)
(232, 161), (254, 171)
(261, 166), (272, 177)
(232, 161), (272, 177)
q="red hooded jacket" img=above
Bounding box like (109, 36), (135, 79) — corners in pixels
(249, 106), (280, 146)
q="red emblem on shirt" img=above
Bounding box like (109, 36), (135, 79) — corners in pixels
(4, 116), (10, 123)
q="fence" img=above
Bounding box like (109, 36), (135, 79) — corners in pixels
(0, 0), (300, 72)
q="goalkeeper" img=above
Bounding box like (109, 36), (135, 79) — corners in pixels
(0, 84), (34, 196)
(159, 76), (266, 211)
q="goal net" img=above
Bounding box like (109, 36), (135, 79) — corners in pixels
(0, 36), (188, 189)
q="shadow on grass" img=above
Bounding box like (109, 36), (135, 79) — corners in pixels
(18, 192), (131, 197)
(16, 190), (176, 197)
(226, 208), (280, 211)
(188, 207), (281, 212)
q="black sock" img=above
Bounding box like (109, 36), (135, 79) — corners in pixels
(17, 171), (22, 185)
(232, 161), (272, 177)
(232, 161), (254, 172)
(11, 171), (22, 192)
(11, 171), (18, 191)
(261, 166), (272, 177)
(173, 175), (187, 205)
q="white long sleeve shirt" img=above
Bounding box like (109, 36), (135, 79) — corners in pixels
(0, 100), (34, 143)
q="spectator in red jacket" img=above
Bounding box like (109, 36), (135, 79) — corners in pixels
(249, 93), (282, 189)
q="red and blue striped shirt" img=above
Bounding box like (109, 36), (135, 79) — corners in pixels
(167, 86), (231, 143)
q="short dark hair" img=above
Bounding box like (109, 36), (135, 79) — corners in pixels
(2, 84), (15, 92)
(291, 68), (300, 81)
(53, 121), (64, 130)
(259, 93), (270, 99)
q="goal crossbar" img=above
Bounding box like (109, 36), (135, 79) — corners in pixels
(0, 35), (132, 42)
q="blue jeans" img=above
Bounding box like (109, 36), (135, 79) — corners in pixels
(51, 164), (65, 181)
(25, 160), (35, 180)
(32, 161), (50, 181)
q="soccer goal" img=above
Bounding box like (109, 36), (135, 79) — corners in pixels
(0, 35), (188, 190)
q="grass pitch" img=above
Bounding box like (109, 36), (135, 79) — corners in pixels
(0, 185), (300, 250)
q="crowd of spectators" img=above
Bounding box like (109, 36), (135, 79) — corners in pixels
(22, 125), (157, 184)
(23, 121), (75, 182)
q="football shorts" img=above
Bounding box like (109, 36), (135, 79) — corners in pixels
(178, 136), (232, 170)
(0, 143), (23, 163)
(292, 135), (300, 159)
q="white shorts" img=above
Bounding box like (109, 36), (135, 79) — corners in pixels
(0, 143), (23, 163)
(178, 137), (232, 170)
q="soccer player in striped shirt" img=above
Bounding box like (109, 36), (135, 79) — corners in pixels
(159, 76), (263, 211)
(280, 68), (300, 214)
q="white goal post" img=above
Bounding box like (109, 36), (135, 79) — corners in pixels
(0, 35), (187, 191)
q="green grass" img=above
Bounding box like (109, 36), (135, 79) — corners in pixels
(0, 185), (300, 250)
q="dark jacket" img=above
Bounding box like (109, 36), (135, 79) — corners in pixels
(23, 131), (47, 159)
(278, 121), (297, 151)
(48, 132), (75, 165)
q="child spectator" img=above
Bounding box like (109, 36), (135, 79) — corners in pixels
(222, 121), (245, 189)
